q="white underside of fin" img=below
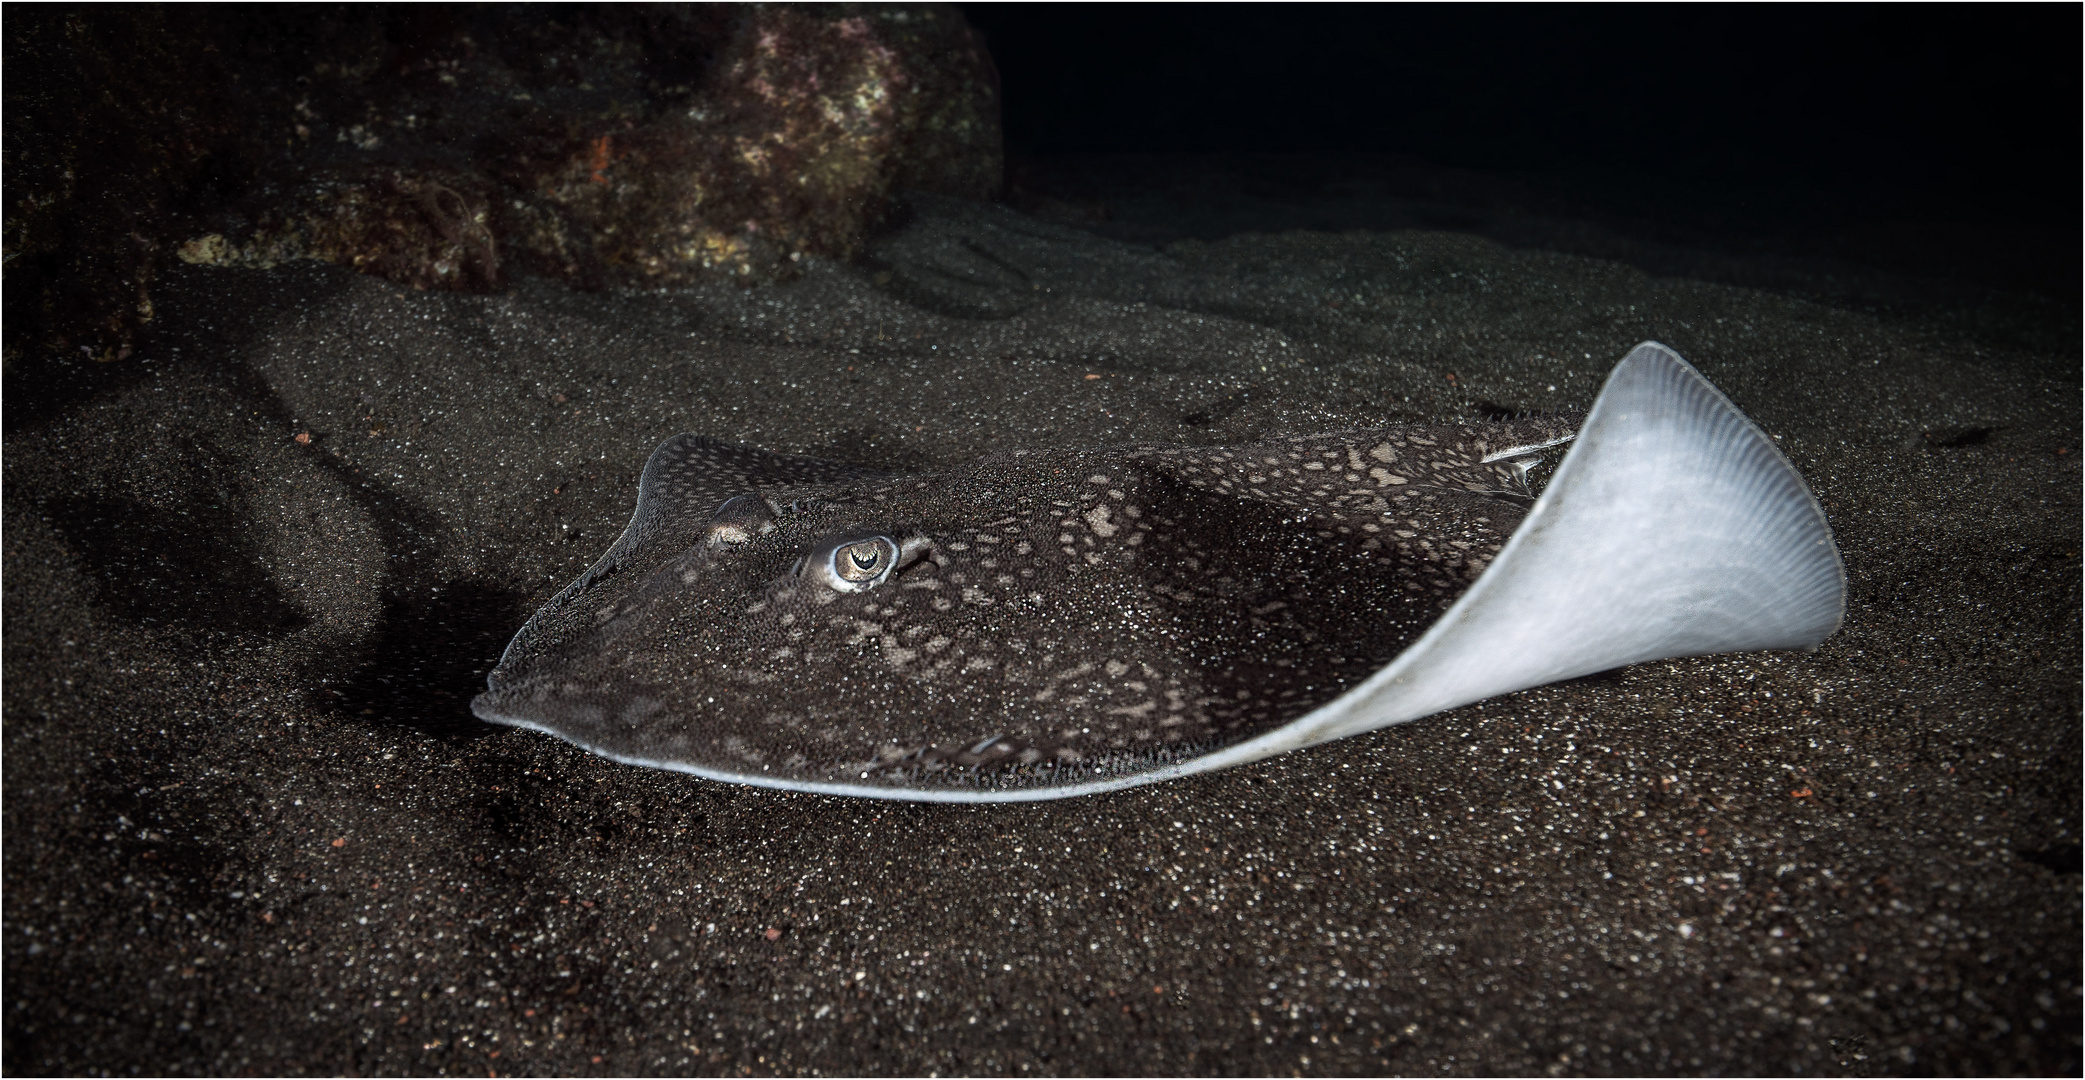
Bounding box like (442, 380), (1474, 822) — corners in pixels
(480, 342), (1846, 802)
(1160, 340), (1846, 783)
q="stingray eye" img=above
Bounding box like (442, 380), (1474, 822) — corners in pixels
(839, 542), (886, 579)
(810, 536), (900, 592)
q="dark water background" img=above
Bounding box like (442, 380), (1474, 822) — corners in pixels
(972, 4), (2076, 300)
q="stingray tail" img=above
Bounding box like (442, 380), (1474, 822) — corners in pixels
(1237, 341), (1847, 756)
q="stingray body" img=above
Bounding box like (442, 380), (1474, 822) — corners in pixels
(473, 344), (1844, 800)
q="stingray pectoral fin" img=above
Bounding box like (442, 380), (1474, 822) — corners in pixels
(491, 436), (878, 680)
(614, 434), (881, 563)
(1199, 341), (1846, 770)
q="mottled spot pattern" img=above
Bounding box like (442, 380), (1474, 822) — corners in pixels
(478, 415), (1580, 794)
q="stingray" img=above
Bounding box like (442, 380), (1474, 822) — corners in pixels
(472, 342), (1844, 801)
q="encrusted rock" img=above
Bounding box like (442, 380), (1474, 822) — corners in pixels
(4, 7), (245, 366)
(7, 5), (1001, 377)
(182, 5), (1002, 288)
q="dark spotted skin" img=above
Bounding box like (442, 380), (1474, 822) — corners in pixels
(475, 415), (1579, 794)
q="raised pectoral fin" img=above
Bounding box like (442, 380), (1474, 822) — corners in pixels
(1220, 340), (1846, 764)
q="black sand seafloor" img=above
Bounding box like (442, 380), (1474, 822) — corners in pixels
(8, 183), (2079, 1076)
(6, 10), (2080, 1079)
